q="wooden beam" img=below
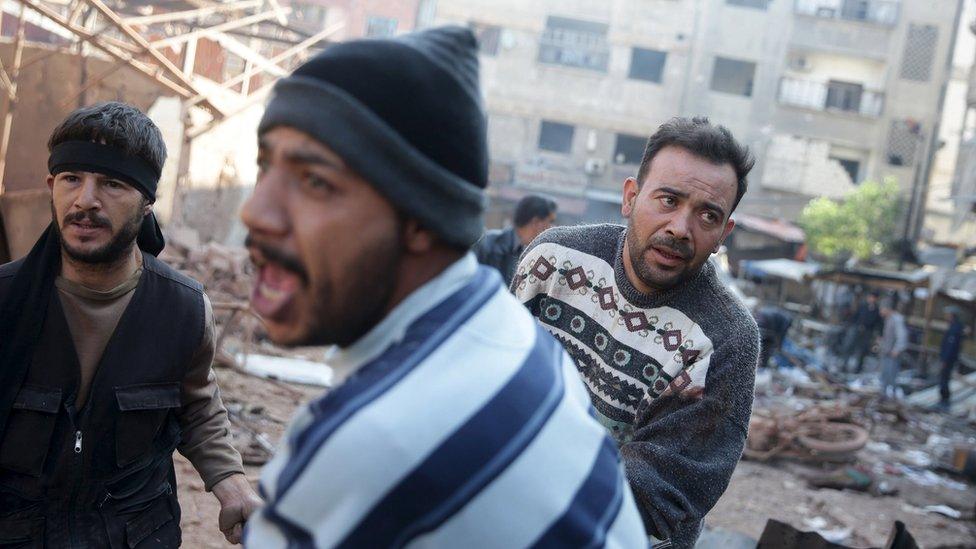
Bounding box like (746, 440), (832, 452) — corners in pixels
(187, 21), (341, 106)
(14, 0), (195, 99)
(187, 80), (274, 139)
(0, 6), (26, 196)
(67, 0), (86, 25)
(151, 10), (287, 49)
(263, 0), (287, 25)
(0, 59), (16, 101)
(212, 32), (286, 78)
(123, 0), (262, 26)
(82, 0), (224, 116)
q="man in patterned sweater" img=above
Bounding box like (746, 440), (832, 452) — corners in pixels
(514, 117), (761, 549)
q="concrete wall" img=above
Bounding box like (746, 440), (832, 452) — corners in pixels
(0, 42), (164, 194)
(925, 0), (976, 245)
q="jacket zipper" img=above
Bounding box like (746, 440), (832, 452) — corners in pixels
(65, 402), (84, 547)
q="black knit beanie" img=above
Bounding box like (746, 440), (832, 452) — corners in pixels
(258, 26), (488, 248)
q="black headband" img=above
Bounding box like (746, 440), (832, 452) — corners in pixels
(48, 141), (160, 201)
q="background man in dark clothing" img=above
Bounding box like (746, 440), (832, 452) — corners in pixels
(755, 305), (793, 369)
(840, 291), (882, 373)
(938, 306), (967, 411)
(514, 117), (760, 548)
(475, 194), (556, 285)
(0, 102), (259, 547)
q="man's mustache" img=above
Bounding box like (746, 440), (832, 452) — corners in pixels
(63, 210), (111, 229)
(244, 234), (309, 285)
(647, 235), (693, 260)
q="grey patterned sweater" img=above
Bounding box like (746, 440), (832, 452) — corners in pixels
(512, 224), (759, 549)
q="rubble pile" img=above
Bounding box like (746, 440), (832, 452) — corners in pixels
(744, 365), (976, 545)
(160, 226), (253, 305)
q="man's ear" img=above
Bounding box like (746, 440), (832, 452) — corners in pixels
(46, 174), (55, 192)
(714, 218), (735, 253)
(622, 177), (640, 218)
(403, 218), (435, 254)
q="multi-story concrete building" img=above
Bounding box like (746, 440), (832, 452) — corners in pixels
(422, 0), (962, 229)
(925, 0), (976, 247)
(292, 0), (421, 41)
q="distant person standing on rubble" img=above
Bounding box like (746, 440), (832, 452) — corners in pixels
(239, 27), (646, 547)
(840, 290), (882, 373)
(878, 299), (909, 400)
(512, 117), (761, 548)
(474, 194), (557, 286)
(937, 305), (966, 411)
(755, 305), (793, 369)
(0, 102), (260, 547)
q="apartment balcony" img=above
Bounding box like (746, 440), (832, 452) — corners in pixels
(778, 77), (884, 118)
(791, 0), (898, 59)
(794, 0), (900, 26)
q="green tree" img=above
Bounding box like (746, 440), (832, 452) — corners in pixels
(798, 179), (902, 263)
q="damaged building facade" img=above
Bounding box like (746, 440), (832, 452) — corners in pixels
(423, 0), (960, 227)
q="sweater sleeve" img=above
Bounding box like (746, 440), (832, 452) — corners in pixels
(620, 327), (759, 548)
(177, 293), (246, 490)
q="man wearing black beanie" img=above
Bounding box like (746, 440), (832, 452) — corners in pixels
(0, 102), (260, 547)
(242, 27), (648, 547)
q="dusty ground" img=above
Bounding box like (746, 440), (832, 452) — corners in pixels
(176, 365), (976, 548)
(707, 460), (976, 547)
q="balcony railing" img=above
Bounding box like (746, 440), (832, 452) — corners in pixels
(779, 77), (884, 118)
(794, 0), (900, 26)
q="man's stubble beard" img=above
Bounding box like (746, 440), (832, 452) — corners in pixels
(303, 231), (403, 349)
(626, 216), (702, 293)
(52, 202), (143, 266)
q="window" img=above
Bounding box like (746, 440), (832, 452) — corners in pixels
(831, 157), (861, 183)
(629, 48), (667, 83)
(538, 121), (575, 153)
(840, 0), (872, 21)
(365, 15), (397, 37)
(727, 0), (770, 9)
(538, 16), (609, 72)
(292, 3), (327, 28)
(614, 133), (646, 165)
(711, 57), (756, 97)
(470, 22), (501, 56)
(825, 80), (864, 113)
(900, 24), (938, 82)
(886, 119), (924, 166)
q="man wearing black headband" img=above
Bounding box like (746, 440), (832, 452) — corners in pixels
(0, 102), (259, 547)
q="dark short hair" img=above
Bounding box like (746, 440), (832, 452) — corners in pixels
(47, 101), (167, 176)
(514, 194), (557, 227)
(636, 117), (754, 213)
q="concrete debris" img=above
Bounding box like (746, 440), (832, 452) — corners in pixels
(923, 505), (962, 519)
(694, 526), (758, 549)
(162, 225), (254, 303)
(236, 353), (333, 387)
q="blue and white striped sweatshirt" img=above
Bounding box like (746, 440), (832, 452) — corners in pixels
(245, 254), (648, 548)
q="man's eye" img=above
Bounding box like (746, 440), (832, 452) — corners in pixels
(660, 196), (677, 207)
(305, 174), (335, 193)
(702, 211), (718, 224)
(64, 175), (79, 183)
(106, 180), (124, 189)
